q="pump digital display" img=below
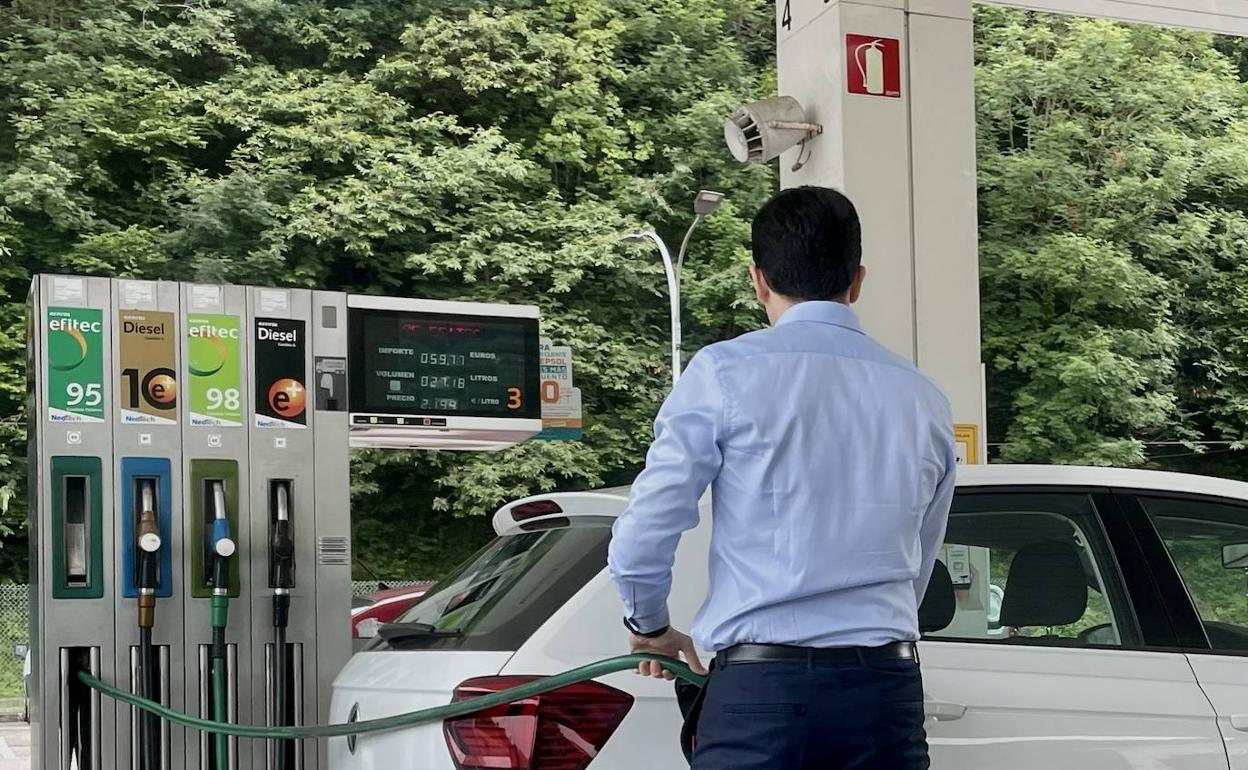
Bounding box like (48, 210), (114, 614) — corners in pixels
(348, 308), (540, 420)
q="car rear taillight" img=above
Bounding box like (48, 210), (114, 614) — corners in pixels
(510, 500), (564, 521)
(444, 676), (633, 770)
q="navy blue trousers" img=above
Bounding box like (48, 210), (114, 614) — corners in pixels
(689, 654), (930, 770)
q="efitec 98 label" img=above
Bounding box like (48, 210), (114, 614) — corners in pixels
(186, 313), (242, 427)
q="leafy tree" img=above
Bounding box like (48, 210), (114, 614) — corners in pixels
(976, 8), (1248, 469)
(0, 0), (774, 578)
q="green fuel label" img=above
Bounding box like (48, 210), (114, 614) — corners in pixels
(186, 313), (242, 427)
(46, 307), (106, 423)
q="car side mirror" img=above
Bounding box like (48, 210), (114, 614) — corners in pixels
(13, 643), (27, 659)
(1223, 544), (1248, 570)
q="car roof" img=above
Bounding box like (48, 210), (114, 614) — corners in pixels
(495, 466), (1248, 533)
(954, 463), (1248, 499)
(594, 465), (1248, 500)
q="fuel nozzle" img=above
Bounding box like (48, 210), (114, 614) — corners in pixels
(271, 482), (295, 628)
(207, 479), (235, 637)
(209, 480), (236, 588)
(136, 479), (162, 628)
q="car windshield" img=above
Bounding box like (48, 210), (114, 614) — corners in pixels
(367, 518), (612, 651)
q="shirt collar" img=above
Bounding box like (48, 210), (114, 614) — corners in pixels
(775, 301), (864, 334)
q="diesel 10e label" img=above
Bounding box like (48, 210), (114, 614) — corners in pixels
(254, 318), (307, 429)
(118, 310), (177, 424)
(46, 306), (106, 422)
(186, 313), (242, 427)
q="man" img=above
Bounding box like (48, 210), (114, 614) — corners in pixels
(607, 186), (955, 769)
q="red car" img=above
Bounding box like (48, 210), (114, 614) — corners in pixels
(351, 583), (433, 641)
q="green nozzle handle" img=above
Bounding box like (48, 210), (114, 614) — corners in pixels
(211, 594), (229, 630)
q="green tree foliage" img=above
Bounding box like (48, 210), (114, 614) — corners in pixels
(13, 2), (1248, 582)
(977, 9), (1248, 468)
(0, 0), (774, 577)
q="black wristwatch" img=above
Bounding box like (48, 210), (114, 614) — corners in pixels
(624, 618), (670, 638)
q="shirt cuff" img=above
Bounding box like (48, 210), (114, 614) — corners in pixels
(626, 606), (671, 636)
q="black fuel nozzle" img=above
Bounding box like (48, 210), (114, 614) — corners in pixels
(271, 482), (295, 629)
(271, 522), (294, 589)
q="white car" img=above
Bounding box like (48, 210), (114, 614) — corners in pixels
(330, 465), (1248, 769)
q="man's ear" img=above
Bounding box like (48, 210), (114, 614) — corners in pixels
(847, 265), (867, 304)
(750, 265), (770, 304)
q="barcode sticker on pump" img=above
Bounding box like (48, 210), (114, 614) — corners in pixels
(318, 536), (349, 566)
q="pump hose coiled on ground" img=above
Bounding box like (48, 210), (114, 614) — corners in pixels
(78, 654), (705, 740)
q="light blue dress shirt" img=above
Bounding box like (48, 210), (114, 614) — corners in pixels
(608, 301), (956, 651)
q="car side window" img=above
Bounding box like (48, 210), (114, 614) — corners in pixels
(1137, 496), (1248, 653)
(923, 492), (1139, 647)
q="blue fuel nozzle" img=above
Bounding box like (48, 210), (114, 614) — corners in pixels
(211, 517), (235, 558)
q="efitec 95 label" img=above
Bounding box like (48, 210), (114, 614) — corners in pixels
(46, 307), (106, 423)
(186, 313), (242, 427)
(254, 318), (307, 429)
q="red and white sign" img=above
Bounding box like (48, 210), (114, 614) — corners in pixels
(846, 34), (901, 98)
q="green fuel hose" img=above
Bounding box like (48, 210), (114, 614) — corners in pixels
(211, 644), (228, 767)
(79, 654), (705, 740)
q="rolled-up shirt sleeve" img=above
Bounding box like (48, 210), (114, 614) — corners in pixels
(608, 349), (725, 634)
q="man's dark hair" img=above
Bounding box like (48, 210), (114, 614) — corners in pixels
(751, 186), (862, 301)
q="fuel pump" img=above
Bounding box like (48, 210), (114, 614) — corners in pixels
(30, 278), (542, 770)
(208, 480), (236, 770)
(136, 478), (163, 769)
(269, 482), (295, 768)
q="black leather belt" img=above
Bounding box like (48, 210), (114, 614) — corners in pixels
(716, 640), (917, 666)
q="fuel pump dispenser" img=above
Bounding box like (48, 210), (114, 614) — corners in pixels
(28, 275), (116, 770)
(112, 277), (183, 770)
(182, 282), (252, 770)
(246, 286), (319, 770)
(28, 277), (540, 769)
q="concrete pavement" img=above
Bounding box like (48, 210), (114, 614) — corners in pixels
(0, 721), (28, 770)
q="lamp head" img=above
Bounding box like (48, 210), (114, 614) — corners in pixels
(694, 190), (725, 216)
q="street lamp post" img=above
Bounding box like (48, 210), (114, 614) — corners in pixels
(624, 190), (725, 385)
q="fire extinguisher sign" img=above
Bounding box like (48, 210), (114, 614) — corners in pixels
(846, 34), (901, 98)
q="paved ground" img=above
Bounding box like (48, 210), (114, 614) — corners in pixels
(0, 721), (29, 770)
